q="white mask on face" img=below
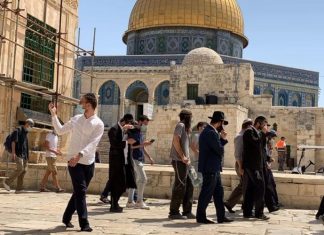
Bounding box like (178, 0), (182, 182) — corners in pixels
(140, 125), (147, 133)
(26, 127), (32, 132)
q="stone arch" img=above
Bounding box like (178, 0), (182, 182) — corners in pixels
(98, 80), (120, 127)
(154, 80), (170, 105)
(291, 93), (301, 107)
(126, 80), (149, 103)
(254, 86), (261, 95)
(305, 94), (314, 107)
(278, 90), (288, 106)
(125, 81), (149, 120)
(99, 80), (120, 105)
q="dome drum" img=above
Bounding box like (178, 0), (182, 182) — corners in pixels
(126, 27), (243, 57)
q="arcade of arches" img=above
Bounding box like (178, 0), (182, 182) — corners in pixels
(94, 74), (170, 127)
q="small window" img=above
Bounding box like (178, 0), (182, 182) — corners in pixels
(20, 93), (50, 114)
(187, 84), (198, 100)
(23, 15), (56, 89)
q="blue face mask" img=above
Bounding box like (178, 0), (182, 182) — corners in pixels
(75, 105), (84, 114)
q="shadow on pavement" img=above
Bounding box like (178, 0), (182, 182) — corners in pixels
(163, 222), (202, 228)
(133, 218), (170, 223)
(308, 219), (323, 224)
(1, 225), (71, 235)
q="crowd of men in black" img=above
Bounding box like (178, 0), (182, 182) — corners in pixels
(167, 110), (284, 223)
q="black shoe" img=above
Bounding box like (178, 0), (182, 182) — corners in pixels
(63, 221), (74, 228)
(168, 214), (187, 220)
(224, 203), (235, 213)
(110, 206), (123, 213)
(100, 196), (110, 204)
(193, 200), (197, 204)
(316, 214), (321, 220)
(183, 212), (196, 219)
(197, 218), (215, 224)
(81, 226), (93, 232)
(218, 217), (233, 223)
(268, 206), (280, 213)
(255, 214), (270, 220)
(243, 214), (253, 219)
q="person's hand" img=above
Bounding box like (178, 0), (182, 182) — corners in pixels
(68, 155), (80, 167)
(48, 103), (57, 116)
(239, 168), (244, 176)
(143, 141), (152, 146)
(220, 130), (227, 140)
(12, 153), (16, 161)
(149, 157), (154, 165)
(262, 125), (268, 133)
(182, 156), (190, 165)
(123, 124), (134, 130)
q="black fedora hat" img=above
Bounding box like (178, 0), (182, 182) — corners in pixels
(208, 111), (229, 125)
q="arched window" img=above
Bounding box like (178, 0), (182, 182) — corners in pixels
(154, 81), (170, 105)
(291, 93), (301, 107)
(278, 90), (288, 106)
(254, 86), (261, 95)
(98, 81), (120, 105)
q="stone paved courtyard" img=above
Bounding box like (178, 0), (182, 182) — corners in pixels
(0, 189), (323, 235)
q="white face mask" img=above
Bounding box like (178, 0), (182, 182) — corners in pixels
(26, 127), (32, 132)
(140, 125), (147, 133)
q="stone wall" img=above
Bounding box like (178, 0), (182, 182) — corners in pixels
(2, 162), (323, 210)
(169, 63), (254, 105)
(0, 0), (78, 160)
(145, 104), (248, 167)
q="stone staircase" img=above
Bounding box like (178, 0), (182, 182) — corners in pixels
(97, 128), (110, 163)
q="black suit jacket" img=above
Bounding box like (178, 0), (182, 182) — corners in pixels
(242, 126), (264, 171)
(198, 125), (228, 173)
(108, 124), (137, 194)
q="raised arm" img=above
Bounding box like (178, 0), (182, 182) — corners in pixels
(49, 103), (73, 135)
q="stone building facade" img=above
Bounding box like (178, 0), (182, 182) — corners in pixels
(0, 0), (79, 159)
(79, 47), (324, 172)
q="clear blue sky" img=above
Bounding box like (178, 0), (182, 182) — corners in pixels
(79, 0), (324, 106)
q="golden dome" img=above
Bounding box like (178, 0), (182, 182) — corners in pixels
(124, 0), (248, 47)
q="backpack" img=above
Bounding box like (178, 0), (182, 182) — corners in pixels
(3, 127), (21, 153)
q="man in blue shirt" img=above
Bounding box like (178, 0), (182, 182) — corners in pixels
(127, 115), (154, 210)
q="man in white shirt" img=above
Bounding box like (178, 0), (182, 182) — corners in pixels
(39, 129), (64, 193)
(49, 93), (104, 232)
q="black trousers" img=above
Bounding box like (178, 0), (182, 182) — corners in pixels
(264, 167), (279, 210)
(196, 172), (225, 222)
(63, 163), (94, 228)
(111, 190), (123, 209)
(169, 160), (194, 215)
(316, 196), (324, 217)
(242, 169), (265, 217)
(101, 179), (111, 198)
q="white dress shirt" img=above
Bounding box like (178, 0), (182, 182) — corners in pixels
(52, 114), (104, 165)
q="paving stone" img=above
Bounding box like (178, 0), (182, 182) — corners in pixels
(0, 189), (323, 234)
